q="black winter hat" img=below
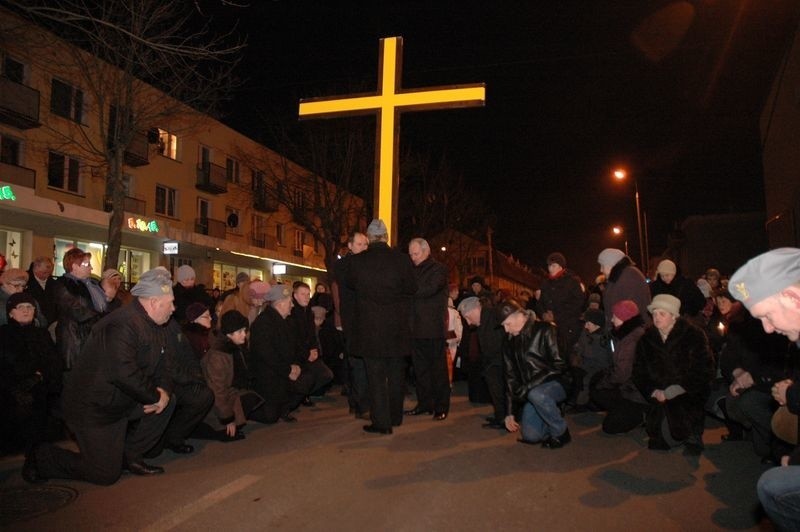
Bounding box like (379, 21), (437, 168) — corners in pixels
(547, 252), (567, 269)
(220, 310), (249, 335)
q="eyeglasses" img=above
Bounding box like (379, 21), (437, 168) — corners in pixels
(80, 261), (91, 267)
(14, 303), (35, 311)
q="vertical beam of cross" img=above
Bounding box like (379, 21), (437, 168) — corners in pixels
(299, 36), (485, 245)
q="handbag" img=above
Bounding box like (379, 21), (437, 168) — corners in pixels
(771, 405), (798, 445)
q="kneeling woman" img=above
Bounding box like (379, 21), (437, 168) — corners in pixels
(499, 299), (572, 449)
(632, 294), (714, 454)
(201, 310), (276, 441)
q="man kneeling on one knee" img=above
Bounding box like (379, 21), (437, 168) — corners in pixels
(499, 298), (572, 448)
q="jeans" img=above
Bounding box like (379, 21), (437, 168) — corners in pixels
(758, 465), (800, 531)
(520, 380), (567, 443)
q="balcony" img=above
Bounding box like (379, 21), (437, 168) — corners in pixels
(195, 217), (226, 239)
(253, 189), (279, 213)
(0, 161), (35, 188)
(250, 232), (277, 250)
(196, 162), (227, 194)
(122, 131), (149, 167)
(103, 195), (146, 216)
(0, 77), (40, 129)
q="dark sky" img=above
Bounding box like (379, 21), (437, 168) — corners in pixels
(203, 0), (800, 282)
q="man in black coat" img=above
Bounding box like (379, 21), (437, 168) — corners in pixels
(536, 252), (585, 354)
(23, 268), (177, 485)
(346, 220), (417, 435)
(458, 296), (507, 428)
(25, 256), (57, 325)
(405, 237), (450, 420)
(249, 284), (315, 423)
(289, 281), (333, 401)
(332, 231), (370, 418)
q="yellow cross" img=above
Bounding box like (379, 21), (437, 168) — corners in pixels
(299, 36), (485, 245)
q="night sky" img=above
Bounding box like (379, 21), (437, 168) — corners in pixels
(202, 0), (800, 282)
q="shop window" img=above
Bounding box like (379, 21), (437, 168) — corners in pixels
(0, 135), (21, 166)
(50, 78), (84, 123)
(155, 184), (177, 217)
(157, 128), (179, 160)
(47, 151), (81, 194)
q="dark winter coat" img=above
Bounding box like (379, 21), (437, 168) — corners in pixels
(0, 319), (63, 409)
(475, 305), (504, 366)
(650, 274), (706, 318)
(51, 274), (103, 369)
(503, 313), (570, 415)
(593, 315), (646, 403)
(345, 242), (417, 358)
(603, 256), (651, 328)
(173, 283), (215, 324)
(289, 299), (318, 364)
(333, 253), (357, 333)
(249, 305), (296, 405)
(163, 318), (206, 390)
(536, 269), (585, 348)
(411, 256), (448, 339)
(24, 270), (57, 325)
(182, 322), (212, 360)
(62, 299), (171, 426)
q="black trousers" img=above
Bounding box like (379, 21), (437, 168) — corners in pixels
(151, 382), (214, 454)
(411, 338), (450, 413)
(482, 362), (507, 421)
(348, 354), (371, 414)
(590, 386), (646, 434)
(365, 357), (406, 430)
(304, 358), (334, 396)
(35, 398), (176, 485)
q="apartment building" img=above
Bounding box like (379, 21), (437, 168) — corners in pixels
(0, 9), (344, 290)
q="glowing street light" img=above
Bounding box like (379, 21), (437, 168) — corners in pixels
(611, 225), (629, 256)
(612, 168), (646, 268)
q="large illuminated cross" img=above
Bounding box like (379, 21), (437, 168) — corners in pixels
(299, 36), (485, 245)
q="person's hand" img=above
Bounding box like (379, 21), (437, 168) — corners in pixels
(143, 387), (170, 414)
(772, 379), (794, 406)
(504, 415), (519, 432)
(652, 389), (666, 403)
(289, 364), (302, 381)
(542, 311), (554, 323)
(226, 422), (237, 438)
(782, 455), (791, 467)
(308, 349), (319, 363)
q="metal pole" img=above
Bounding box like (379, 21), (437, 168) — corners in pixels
(643, 210), (650, 273)
(635, 181), (645, 269)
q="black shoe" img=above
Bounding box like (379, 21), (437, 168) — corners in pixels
(125, 460), (165, 476)
(22, 447), (47, 484)
(482, 421), (505, 430)
(542, 429), (571, 449)
(432, 411), (448, 421)
(355, 411), (371, 420)
(363, 424), (392, 435)
(647, 437), (671, 451)
(404, 407), (433, 416)
(167, 443), (194, 454)
(517, 438), (541, 446)
(281, 414), (298, 423)
(301, 398), (315, 407)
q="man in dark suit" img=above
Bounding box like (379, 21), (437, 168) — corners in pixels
(25, 256), (57, 325)
(405, 237), (450, 420)
(346, 220), (417, 435)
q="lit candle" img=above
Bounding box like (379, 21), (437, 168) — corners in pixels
(717, 322), (725, 335)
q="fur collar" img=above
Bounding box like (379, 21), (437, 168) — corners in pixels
(613, 315), (645, 340)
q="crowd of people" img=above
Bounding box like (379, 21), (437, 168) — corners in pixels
(2, 228), (800, 528)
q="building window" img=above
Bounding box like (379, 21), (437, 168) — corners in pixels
(226, 157), (240, 183)
(251, 168), (265, 192)
(155, 184), (177, 217)
(276, 223), (284, 246)
(197, 197), (209, 220)
(252, 214), (267, 235)
(50, 78), (84, 123)
(470, 255), (487, 271)
(47, 151), (81, 193)
(225, 205), (241, 234)
(157, 128), (179, 160)
(0, 135), (21, 165)
(2, 55), (25, 84)
(294, 229), (305, 251)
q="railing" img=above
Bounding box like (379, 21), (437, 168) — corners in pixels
(103, 195), (146, 215)
(123, 131), (149, 167)
(0, 161), (35, 188)
(250, 232), (277, 249)
(0, 76), (40, 129)
(195, 162), (227, 194)
(195, 217), (227, 239)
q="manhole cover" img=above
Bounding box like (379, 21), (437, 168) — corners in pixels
(0, 485), (79, 525)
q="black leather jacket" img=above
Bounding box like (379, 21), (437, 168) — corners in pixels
(503, 313), (570, 415)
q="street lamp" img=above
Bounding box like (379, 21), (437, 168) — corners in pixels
(611, 225), (629, 257)
(613, 168), (646, 268)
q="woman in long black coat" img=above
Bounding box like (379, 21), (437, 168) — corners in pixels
(633, 294), (714, 454)
(0, 292), (63, 454)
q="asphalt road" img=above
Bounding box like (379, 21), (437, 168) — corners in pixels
(0, 383), (773, 531)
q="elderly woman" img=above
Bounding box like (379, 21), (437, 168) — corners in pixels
(0, 292), (63, 454)
(1, 268), (47, 328)
(183, 302), (213, 359)
(632, 294), (715, 454)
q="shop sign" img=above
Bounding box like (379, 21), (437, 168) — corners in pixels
(0, 185), (16, 201)
(273, 263), (287, 275)
(163, 241), (179, 255)
(128, 217), (159, 233)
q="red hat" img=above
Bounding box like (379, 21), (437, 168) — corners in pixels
(612, 300), (639, 323)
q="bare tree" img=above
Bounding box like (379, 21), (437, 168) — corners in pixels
(0, 0), (244, 269)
